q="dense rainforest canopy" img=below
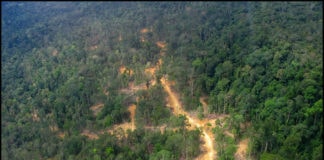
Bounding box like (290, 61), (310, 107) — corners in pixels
(1, 2), (322, 160)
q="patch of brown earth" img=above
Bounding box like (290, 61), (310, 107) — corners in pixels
(84, 104), (137, 140)
(57, 132), (65, 139)
(224, 130), (235, 138)
(196, 130), (216, 160)
(149, 79), (157, 87)
(90, 103), (104, 116)
(160, 76), (217, 160)
(128, 104), (136, 131)
(157, 58), (163, 66)
(82, 39), (245, 160)
(120, 82), (147, 94)
(140, 28), (149, 33)
(156, 41), (167, 49)
(235, 139), (249, 160)
(49, 125), (59, 132)
(106, 121), (133, 137)
(103, 88), (109, 96)
(145, 67), (156, 75)
(52, 49), (58, 56)
(81, 129), (99, 140)
(119, 66), (134, 76)
(140, 28), (152, 42)
(144, 124), (168, 134)
(119, 65), (127, 74)
(49, 124), (65, 139)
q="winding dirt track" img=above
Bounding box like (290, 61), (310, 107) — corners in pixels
(153, 41), (216, 159)
(161, 77), (216, 160)
(81, 37), (248, 159)
(128, 104), (136, 131)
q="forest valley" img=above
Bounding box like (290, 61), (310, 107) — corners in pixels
(1, 2), (323, 160)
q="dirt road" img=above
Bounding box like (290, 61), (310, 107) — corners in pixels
(161, 76), (216, 160)
(81, 37), (249, 160)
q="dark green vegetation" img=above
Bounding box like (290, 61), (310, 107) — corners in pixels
(2, 2), (322, 160)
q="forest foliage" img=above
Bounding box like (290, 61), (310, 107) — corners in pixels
(1, 2), (322, 160)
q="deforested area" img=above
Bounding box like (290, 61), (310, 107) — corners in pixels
(1, 2), (322, 160)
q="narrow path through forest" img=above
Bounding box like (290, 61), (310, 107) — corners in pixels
(156, 41), (217, 160)
(80, 30), (249, 160)
(160, 76), (216, 160)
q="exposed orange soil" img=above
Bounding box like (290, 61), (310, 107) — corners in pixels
(161, 76), (217, 160)
(156, 41), (166, 56)
(81, 38), (249, 160)
(156, 41), (167, 49)
(49, 123), (65, 139)
(80, 40), (164, 140)
(57, 132), (65, 138)
(157, 58), (163, 66)
(81, 129), (99, 139)
(140, 28), (149, 33)
(145, 67), (156, 75)
(144, 124), (174, 134)
(199, 131), (216, 160)
(106, 104), (136, 134)
(150, 40), (219, 160)
(119, 82), (147, 95)
(82, 104), (137, 140)
(140, 28), (152, 42)
(119, 65), (134, 76)
(128, 104), (136, 131)
(107, 123), (133, 135)
(235, 139), (249, 160)
(128, 68), (134, 76)
(119, 65), (127, 74)
(103, 88), (109, 96)
(49, 125), (58, 132)
(149, 79), (157, 86)
(90, 103), (104, 116)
